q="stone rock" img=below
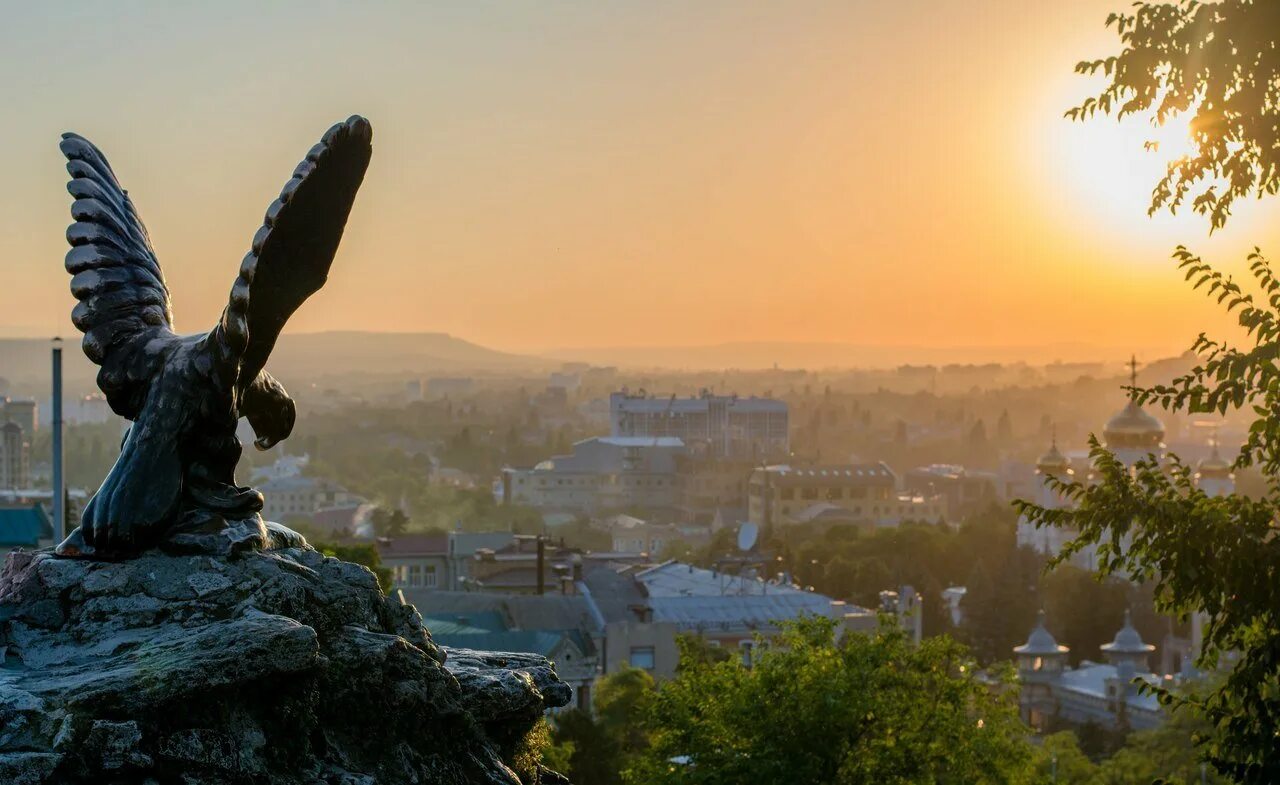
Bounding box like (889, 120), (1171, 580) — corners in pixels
(0, 545), (570, 784)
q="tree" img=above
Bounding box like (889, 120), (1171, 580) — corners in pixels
(1021, 6), (1280, 780)
(549, 666), (654, 785)
(370, 506), (409, 538)
(1041, 566), (1130, 667)
(626, 619), (1032, 784)
(1068, 1), (1280, 229)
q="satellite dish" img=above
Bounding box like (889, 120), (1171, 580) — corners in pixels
(737, 522), (759, 552)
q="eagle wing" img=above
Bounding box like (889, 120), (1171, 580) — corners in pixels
(212, 115), (373, 394)
(59, 134), (179, 420)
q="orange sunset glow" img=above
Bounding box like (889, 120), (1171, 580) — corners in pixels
(1, 1), (1275, 362)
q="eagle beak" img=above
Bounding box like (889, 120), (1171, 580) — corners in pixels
(254, 436), (277, 451)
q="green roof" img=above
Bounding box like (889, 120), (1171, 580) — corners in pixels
(420, 611), (508, 635)
(429, 629), (577, 658)
(0, 505), (51, 548)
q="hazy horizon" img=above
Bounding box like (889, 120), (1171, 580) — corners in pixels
(4, 2), (1277, 355)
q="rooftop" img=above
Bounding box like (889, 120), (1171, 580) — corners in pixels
(0, 504), (52, 548)
(757, 463), (896, 484)
(376, 533), (449, 558)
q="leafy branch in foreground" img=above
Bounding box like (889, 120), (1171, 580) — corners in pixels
(1015, 247), (1280, 784)
(1066, 1), (1280, 230)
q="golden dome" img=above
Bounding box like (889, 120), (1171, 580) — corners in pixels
(1103, 400), (1164, 444)
(1036, 442), (1070, 473)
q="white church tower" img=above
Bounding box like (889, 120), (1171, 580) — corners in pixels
(1017, 436), (1075, 557)
(1195, 435), (1234, 498)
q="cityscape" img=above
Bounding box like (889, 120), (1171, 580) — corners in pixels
(1, 2), (1278, 784)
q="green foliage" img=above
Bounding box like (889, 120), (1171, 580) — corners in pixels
(1068, 1), (1280, 229)
(1060, 10), (1280, 779)
(370, 506), (409, 538)
(1029, 709), (1226, 785)
(626, 618), (1032, 785)
(548, 666), (656, 785)
(1041, 566), (1131, 668)
(1016, 249), (1280, 780)
(313, 541), (393, 594)
(1015, 256), (1280, 778)
(674, 633), (731, 672)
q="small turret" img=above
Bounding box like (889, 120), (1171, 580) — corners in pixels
(1101, 609), (1155, 672)
(1014, 610), (1069, 679)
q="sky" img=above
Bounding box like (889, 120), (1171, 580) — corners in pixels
(1, 1), (1277, 361)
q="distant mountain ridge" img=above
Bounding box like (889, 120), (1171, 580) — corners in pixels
(0, 332), (549, 394)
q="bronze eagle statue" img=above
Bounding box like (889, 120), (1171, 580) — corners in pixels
(54, 116), (372, 558)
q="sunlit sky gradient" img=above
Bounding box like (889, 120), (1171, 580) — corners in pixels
(2, 1), (1277, 360)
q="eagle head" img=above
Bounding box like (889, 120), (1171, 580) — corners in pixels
(244, 376), (297, 451)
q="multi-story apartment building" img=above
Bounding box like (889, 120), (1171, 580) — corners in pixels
(0, 398), (37, 438)
(609, 390), (788, 460)
(746, 463), (944, 529)
(258, 475), (363, 524)
(0, 422), (30, 491)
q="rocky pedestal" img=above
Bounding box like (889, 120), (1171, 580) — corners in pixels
(0, 546), (571, 784)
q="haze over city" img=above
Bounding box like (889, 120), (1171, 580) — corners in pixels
(2, 1), (1276, 364)
(4, 2), (1280, 783)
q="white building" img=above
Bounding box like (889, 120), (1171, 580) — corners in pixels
(0, 422), (30, 491)
(1194, 438), (1235, 498)
(501, 436), (686, 513)
(1016, 610), (1165, 732)
(259, 475), (362, 523)
(609, 391), (788, 460)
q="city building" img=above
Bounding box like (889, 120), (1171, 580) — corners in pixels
(603, 517), (708, 556)
(250, 453), (311, 483)
(501, 436), (686, 513)
(1016, 440), (1082, 564)
(1194, 438), (1235, 498)
(679, 457), (753, 521)
(259, 475), (363, 524)
(0, 422), (30, 491)
(1015, 610), (1165, 731)
(426, 377), (474, 398)
(547, 372), (581, 394)
(402, 590), (601, 712)
(635, 562), (847, 671)
(378, 531), (517, 591)
(902, 464), (1000, 520)
(1, 398), (37, 437)
(69, 394), (115, 425)
(746, 463), (944, 529)
(1017, 382), (1172, 568)
(609, 390), (788, 460)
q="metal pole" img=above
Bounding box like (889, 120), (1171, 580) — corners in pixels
(51, 338), (65, 541)
(536, 536), (545, 595)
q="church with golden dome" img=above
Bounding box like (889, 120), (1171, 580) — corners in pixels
(1017, 357), (1232, 568)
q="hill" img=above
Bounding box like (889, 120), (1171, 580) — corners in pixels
(0, 332), (548, 396)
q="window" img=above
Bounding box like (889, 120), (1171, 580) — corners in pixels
(740, 641), (754, 668)
(801, 487), (819, 500)
(780, 488), (795, 500)
(826, 487), (843, 500)
(629, 646), (656, 671)
(424, 565), (438, 589)
(408, 565), (423, 587)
